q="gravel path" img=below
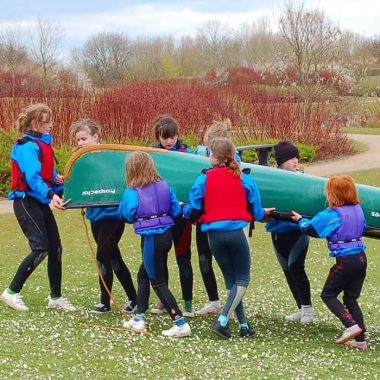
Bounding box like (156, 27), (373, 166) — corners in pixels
(1, 134), (379, 214)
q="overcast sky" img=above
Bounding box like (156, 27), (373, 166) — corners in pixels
(0, 0), (378, 55)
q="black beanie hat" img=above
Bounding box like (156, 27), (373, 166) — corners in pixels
(274, 141), (299, 166)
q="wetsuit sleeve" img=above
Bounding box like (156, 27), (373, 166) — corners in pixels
(299, 208), (341, 238)
(242, 173), (266, 221)
(15, 141), (54, 199)
(182, 174), (206, 222)
(168, 187), (182, 218)
(117, 188), (138, 223)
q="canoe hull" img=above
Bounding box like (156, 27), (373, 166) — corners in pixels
(64, 145), (380, 239)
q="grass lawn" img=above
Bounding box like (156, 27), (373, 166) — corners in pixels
(0, 171), (379, 379)
(343, 127), (380, 135)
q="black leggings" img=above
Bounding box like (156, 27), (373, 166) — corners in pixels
(91, 220), (136, 307)
(272, 231), (311, 308)
(196, 223), (219, 302)
(10, 196), (62, 298)
(136, 230), (182, 320)
(173, 217), (193, 302)
(321, 254), (367, 341)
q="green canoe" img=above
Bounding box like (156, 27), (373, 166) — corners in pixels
(63, 145), (380, 239)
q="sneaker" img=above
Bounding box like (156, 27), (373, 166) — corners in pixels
(210, 320), (231, 339)
(162, 322), (191, 337)
(336, 324), (363, 344)
(183, 310), (195, 318)
(285, 309), (301, 322)
(300, 305), (314, 324)
(151, 301), (165, 314)
(124, 300), (137, 313)
(89, 303), (111, 313)
(123, 318), (145, 333)
(47, 296), (77, 311)
(0, 289), (29, 312)
(344, 340), (368, 351)
(240, 323), (256, 338)
(195, 302), (223, 316)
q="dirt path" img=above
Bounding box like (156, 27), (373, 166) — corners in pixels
(1, 134), (379, 214)
(305, 134), (380, 176)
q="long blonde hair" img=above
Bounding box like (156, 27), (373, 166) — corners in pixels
(326, 175), (361, 208)
(15, 103), (52, 133)
(209, 137), (241, 177)
(203, 118), (232, 146)
(126, 151), (162, 187)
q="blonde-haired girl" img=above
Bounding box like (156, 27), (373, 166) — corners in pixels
(0, 103), (75, 312)
(184, 137), (274, 339)
(292, 175), (368, 350)
(118, 151), (191, 337)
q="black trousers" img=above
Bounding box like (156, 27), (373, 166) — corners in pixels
(196, 223), (219, 302)
(136, 230), (182, 320)
(91, 220), (137, 307)
(272, 231), (311, 308)
(10, 196), (62, 298)
(321, 254), (367, 340)
(172, 217), (193, 302)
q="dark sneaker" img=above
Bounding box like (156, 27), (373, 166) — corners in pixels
(240, 323), (256, 338)
(90, 303), (111, 313)
(211, 321), (231, 339)
(124, 300), (137, 313)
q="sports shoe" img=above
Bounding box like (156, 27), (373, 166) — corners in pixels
(162, 322), (191, 337)
(285, 309), (301, 322)
(183, 310), (195, 318)
(240, 323), (256, 338)
(0, 289), (29, 312)
(123, 300), (137, 313)
(47, 296), (77, 311)
(195, 302), (223, 316)
(151, 301), (165, 314)
(210, 321), (231, 339)
(89, 303), (111, 313)
(123, 318), (145, 333)
(336, 324), (363, 344)
(344, 340), (368, 351)
(300, 305), (314, 324)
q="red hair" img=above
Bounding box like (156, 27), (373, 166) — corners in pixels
(326, 175), (360, 207)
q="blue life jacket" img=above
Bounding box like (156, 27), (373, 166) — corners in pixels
(134, 180), (174, 233)
(327, 205), (365, 253)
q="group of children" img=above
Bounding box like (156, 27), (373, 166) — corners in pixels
(0, 103), (370, 349)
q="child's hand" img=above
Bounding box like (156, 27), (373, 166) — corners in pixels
(55, 175), (64, 184)
(260, 207), (276, 222)
(52, 194), (65, 210)
(291, 211), (302, 222)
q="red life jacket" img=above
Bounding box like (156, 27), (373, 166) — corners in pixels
(11, 137), (55, 191)
(200, 167), (253, 224)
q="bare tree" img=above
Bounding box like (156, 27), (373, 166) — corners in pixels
(275, 1), (341, 124)
(29, 18), (63, 86)
(73, 32), (132, 87)
(197, 21), (236, 71)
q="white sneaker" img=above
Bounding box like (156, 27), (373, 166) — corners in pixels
(194, 302), (223, 316)
(162, 322), (191, 337)
(151, 301), (165, 314)
(0, 289), (29, 312)
(285, 309), (301, 322)
(123, 318), (145, 333)
(300, 305), (314, 324)
(47, 296), (77, 311)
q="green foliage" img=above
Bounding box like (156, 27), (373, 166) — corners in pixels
(354, 77), (380, 97)
(0, 128), (18, 196)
